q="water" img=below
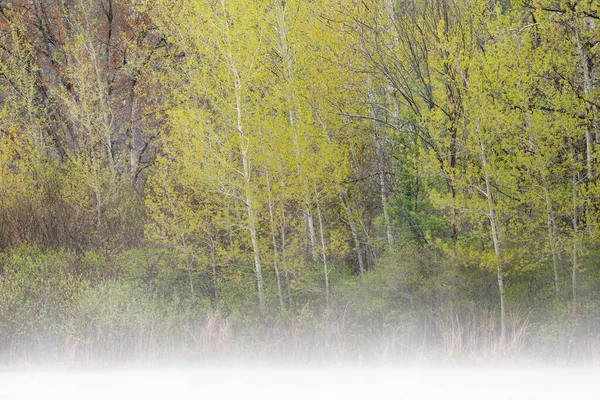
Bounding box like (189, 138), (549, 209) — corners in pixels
(0, 367), (598, 399)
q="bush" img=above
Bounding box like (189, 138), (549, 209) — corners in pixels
(64, 280), (165, 362)
(0, 246), (84, 361)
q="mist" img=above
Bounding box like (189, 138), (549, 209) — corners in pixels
(1, 367), (598, 400)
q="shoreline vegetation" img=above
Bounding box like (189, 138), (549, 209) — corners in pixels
(0, 245), (597, 367)
(1, 0), (600, 366)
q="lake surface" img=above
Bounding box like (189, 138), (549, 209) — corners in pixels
(0, 367), (598, 399)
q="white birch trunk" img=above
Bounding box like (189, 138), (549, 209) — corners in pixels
(368, 78), (393, 246)
(274, 0), (317, 261)
(480, 143), (505, 344)
(222, 0), (265, 311)
(315, 184), (330, 305)
(266, 168), (284, 311)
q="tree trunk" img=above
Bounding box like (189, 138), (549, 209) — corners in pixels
(315, 183), (330, 304)
(572, 170), (579, 305)
(542, 180), (560, 298)
(266, 168), (284, 311)
(305, 207), (318, 261)
(576, 25), (595, 181)
(339, 190), (364, 276)
(274, 0), (317, 262)
(368, 77), (393, 246)
(180, 234), (195, 298)
(239, 115), (264, 312)
(318, 209), (329, 305)
(480, 143), (505, 344)
(222, 0), (265, 312)
(209, 236), (218, 302)
(280, 167), (292, 308)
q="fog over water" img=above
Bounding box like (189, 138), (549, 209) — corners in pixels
(1, 367), (598, 400)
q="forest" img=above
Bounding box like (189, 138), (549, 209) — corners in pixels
(0, 0), (599, 365)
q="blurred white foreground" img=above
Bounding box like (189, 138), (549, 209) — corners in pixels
(0, 367), (598, 399)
